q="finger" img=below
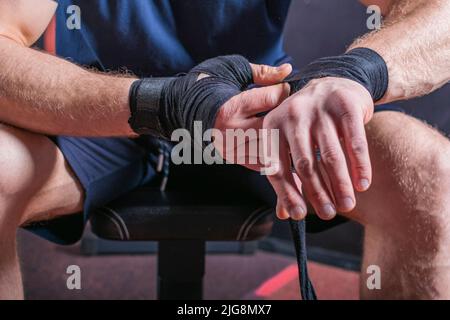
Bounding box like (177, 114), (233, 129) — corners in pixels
(315, 118), (355, 212)
(264, 135), (307, 220)
(276, 202), (290, 220)
(335, 108), (372, 192)
(228, 117), (263, 167)
(251, 63), (292, 85)
(238, 83), (290, 117)
(288, 128), (336, 220)
(213, 83), (288, 132)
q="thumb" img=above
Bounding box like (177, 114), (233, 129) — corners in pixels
(251, 63), (292, 85)
(239, 83), (290, 117)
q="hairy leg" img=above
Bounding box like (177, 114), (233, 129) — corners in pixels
(341, 111), (450, 299)
(0, 124), (84, 299)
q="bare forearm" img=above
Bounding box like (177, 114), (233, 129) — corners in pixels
(350, 0), (450, 103)
(0, 36), (136, 136)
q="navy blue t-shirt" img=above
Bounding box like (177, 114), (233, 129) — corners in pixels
(53, 0), (292, 76)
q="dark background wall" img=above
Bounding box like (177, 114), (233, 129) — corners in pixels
(270, 0), (450, 262)
(285, 0), (450, 129)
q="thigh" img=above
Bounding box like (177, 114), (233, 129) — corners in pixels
(342, 111), (450, 227)
(26, 135), (159, 244)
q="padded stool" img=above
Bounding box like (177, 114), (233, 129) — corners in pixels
(89, 186), (274, 300)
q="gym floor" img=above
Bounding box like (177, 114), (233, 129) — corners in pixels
(18, 229), (358, 300)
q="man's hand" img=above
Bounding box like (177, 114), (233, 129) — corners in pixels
(212, 63), (292, 170)
(262, 77), (374, 221)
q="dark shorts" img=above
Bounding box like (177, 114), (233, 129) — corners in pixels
(25, 104), (404, 245)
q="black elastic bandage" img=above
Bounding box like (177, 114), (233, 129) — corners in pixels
(128, 55), (253, 140)
(128, 77), (176, 138)
(286, 47), (389, 101)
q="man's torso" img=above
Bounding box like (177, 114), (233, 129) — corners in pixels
(50, 0), (292, 76)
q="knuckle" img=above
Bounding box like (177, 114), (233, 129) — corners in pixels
(308, 190), (328, 204)
(295, 157), (314, 178)
(320, 146), (343, 167)
(339, 109), (357, 124)
(329, 94), (357, 116)
(260, 65), (271, 77)
(281, 193), (298, 208)
(263, 115), (277, 130)
(350, 138), (368, 156)
(330, 89), (352, 107)
(263, 91), (277, 107)
(286, 103), (299, 121)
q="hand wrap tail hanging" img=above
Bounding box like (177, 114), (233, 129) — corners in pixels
(289, 218), (317, 300)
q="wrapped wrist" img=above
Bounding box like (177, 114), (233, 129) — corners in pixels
(286, 47), (389, 101)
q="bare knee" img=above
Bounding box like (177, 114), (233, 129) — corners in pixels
(349, 112), (450, 236)
(0, 125), (52, 195)
(0, 125), (58, 227)
(340, 112), (450, 298)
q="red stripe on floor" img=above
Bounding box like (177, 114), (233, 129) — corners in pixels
(254, 264), (299, 298)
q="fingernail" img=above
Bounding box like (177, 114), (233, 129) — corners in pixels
(276, 206), (289, 220)
(321, 203), (336, 219)
(276, 64), (288, 71)
(359, 179), (370, 191)
(292, 206), (306, 220)
(341, 197), (355, 211)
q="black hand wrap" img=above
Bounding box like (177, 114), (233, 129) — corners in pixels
(128, 55), (253, 140)
(286, 47), (389, 101)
